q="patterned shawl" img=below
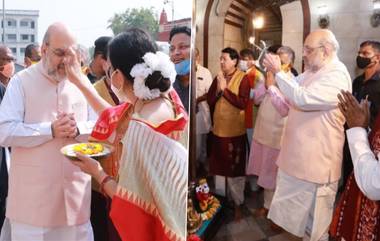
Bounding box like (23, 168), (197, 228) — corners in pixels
(91, 89), (188, 241)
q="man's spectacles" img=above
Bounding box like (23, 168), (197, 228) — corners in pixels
(303, 45), (324, 55)
(46, 43), (78, 58)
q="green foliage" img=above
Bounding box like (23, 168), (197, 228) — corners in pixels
(108, 7), (159, 39)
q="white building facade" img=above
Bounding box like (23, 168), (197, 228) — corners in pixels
(1, 9), (39, 64)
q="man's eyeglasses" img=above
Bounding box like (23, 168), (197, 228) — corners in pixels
(46, 43), (78, 58)
(303, 45), (324, 55)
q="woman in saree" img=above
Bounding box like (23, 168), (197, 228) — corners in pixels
(63, 28), (188, 241)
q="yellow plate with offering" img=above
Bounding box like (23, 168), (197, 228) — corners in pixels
(61, 142), (112, 160)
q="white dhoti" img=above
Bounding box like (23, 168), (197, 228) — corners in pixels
(214, 176), (246, 206)
(227, 176), (246, 206)
(0, 219), (93, 241)
(268, 170), (337, 241)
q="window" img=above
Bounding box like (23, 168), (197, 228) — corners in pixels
(7, 19), (16, 27)
(20, 48), (25, 54)
(31, 21), (35, 29)
(20, 20), (29, 27)
(31, 35), (35, 42)
(10, 48), (16, 55)
(7, 34), (16, 41)
(21, 34), (29, 41)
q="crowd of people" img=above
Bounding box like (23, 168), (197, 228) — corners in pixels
(0, 22), (191, 241)
(195, 29), (380, 241)
(0, 17), (378, 241)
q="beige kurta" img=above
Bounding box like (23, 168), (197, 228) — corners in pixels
(268, 57), (351, 240)
(275, 58), (352, 184)
(0, 62), (94, 228)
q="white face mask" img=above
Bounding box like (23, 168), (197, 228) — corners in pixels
(110, 70), (129, 103)
(238, 60), (248, 71)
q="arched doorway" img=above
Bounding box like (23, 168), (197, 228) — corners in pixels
(201, 0), (310, 74)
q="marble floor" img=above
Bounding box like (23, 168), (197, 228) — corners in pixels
(211, 189), (302, 241)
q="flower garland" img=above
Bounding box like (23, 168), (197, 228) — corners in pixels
(130, 51), (177, 100)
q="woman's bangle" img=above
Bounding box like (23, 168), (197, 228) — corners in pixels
(100, 175), (113, 196)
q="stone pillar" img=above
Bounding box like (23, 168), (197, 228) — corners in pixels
(281, 1), (304, 73)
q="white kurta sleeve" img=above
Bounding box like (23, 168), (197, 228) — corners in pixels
(275, 68), (350, 111)
(0, 76), (53, 148)
(347, 127), (380, 201)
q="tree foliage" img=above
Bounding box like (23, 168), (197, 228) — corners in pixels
(108, 7), (159, 39)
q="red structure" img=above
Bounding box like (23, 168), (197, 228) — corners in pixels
(157, 9), (191, 42)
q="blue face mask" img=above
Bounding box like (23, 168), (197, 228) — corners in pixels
(175, 59), (190, 76)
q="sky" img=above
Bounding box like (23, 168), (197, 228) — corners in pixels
(6, 0), (192, 47)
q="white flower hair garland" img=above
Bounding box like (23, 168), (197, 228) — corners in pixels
(130, 51), (177, 100)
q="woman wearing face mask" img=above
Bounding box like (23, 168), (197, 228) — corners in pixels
(64, 28), (188, 241)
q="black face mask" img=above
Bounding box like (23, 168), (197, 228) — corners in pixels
(356, 56), (372, 69)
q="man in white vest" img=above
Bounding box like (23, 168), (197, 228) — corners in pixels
(263, 29), (351, 241)
(0, 22), (96, 241)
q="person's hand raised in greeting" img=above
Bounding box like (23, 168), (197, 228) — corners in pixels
(216, 71), (227, 93)
(337, 90), (370, 129)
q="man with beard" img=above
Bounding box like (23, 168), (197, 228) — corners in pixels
(263, 29), (351, 241)
(0, 22), (96, 241)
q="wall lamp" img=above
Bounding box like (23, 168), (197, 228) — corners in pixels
(318, 5), (329, 29)
(371, 0), (380, 27)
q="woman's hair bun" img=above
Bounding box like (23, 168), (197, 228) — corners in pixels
(145, 71), (171, 92)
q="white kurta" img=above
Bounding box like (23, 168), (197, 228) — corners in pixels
(195, 64), (213, 163)
(347, 127), (380, 201)
(195, 64), (213, 135)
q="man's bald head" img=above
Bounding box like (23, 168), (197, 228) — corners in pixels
(303, 29), (340, 72)
(42, 22), (76, 47)
(306, 29), (339, 55)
